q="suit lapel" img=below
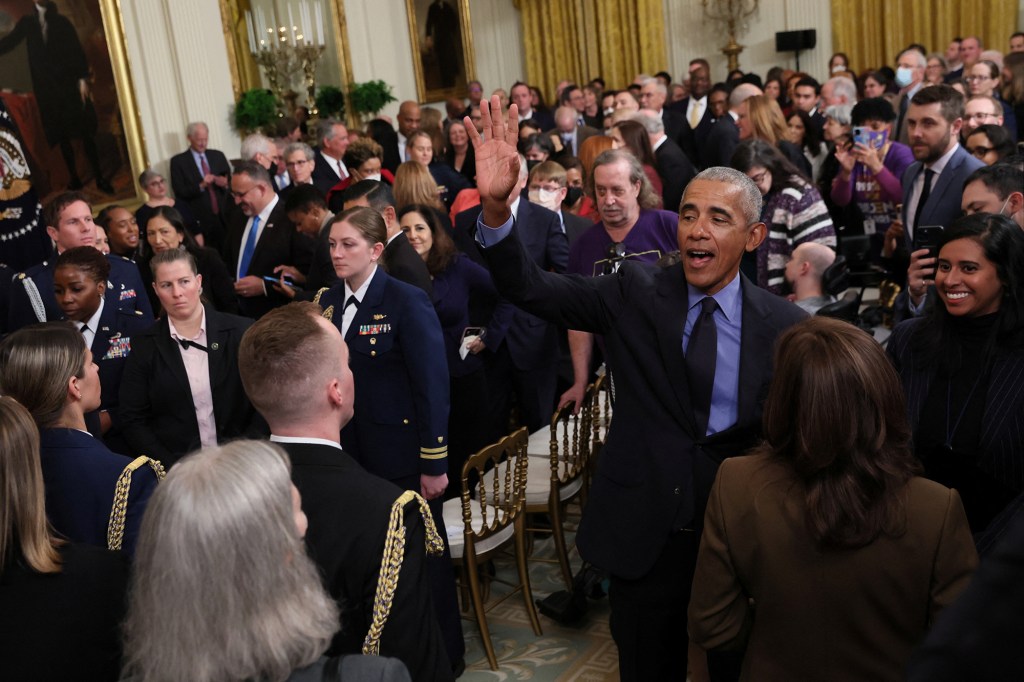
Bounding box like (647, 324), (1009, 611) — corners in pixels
(345, 268), (387, 342)
(655, 264), (698, 436)
(153, 319), (194, 400)
(204, 307), (230, 391)
(249, 203), (284, 271)
(924, 149), (964, 225)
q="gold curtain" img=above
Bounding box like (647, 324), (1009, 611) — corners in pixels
(518, 0), (667, 104)
(831, 0), (1018, 73)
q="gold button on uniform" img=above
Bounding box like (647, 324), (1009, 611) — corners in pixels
(370, 350), (376, 357)
(403, 418), (409, 425)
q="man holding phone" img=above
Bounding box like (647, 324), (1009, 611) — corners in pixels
(899, 85), (984, 312)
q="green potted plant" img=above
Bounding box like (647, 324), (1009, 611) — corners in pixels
(232, 88), (278, 135)
(315, 85), (347, 120)
(348, 80), (397, 123)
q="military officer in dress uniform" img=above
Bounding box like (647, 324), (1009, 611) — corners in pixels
(8, 192), (151, 331)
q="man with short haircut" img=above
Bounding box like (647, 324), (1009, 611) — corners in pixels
(784, 242), (837, 314)
(279, 142), (316, 203)
(959, 36), (983, 70)
(394, 100), (422, 168)
(560, 83), (587, 123)
(271, 138), (290, 191)
(672, 64), (714, 166)
(962, 95), (1005, 139)
(8, 191), (152, 330)
(944, 38), (964, 82)
(639, 77), (686, 145)
(510, 81), (554, 130)
(170, 121), (230, 245)
(526, 160), (591, 246)
(960, 164), (1024, 228)
(901, 85), (985, 313)
(225, 161), (314, 318)
(282, 183), (336, 292)
(468, 96), (805, 681)
(240, 133), (280, 179)
(791, 76), (821, 115)
(238, 302), (455, 682)
(894, 49), (928, 143)
(1011, 32), (1024, 53)
(701, 83), (762, 169)
(465, 79), (484, 113)
(443, 97), (464, 127)
(634, 109), (696, 213)
(548, 105), (600, 159)
(311, 119), (350, 194)
(820, 76), (858, 109)
(341, 180), (432, 296)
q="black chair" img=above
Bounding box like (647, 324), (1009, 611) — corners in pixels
(836, 233), (887, 288)
(817, 255), (861, 324)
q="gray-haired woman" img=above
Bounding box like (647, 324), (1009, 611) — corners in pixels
(122, 440), (411, 682)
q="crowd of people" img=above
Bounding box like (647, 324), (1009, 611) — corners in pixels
(1, 28), (1023, 682)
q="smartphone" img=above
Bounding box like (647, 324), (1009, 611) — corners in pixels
(853, 126), (888, 150)
(461, 326), (486, 342)
(262, 275), (295, 287)
(913, 225), (944, 277)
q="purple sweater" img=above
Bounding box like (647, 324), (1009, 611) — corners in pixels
(830, 141), (914, 236)
(568, 209), (679, 277)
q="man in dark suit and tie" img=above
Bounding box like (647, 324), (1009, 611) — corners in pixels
(900, 85), (985, 316)
(466, 96), (806, 681)
(169, 121), (230, 248)
(635, 109), (696, 213)
(310, 119), (350, 195)
(511, 81), (554, 131)
(238, 302), (456, 682)
(892, 49), (927, 144)
(547, 106), (600, 163)
(224, 161), (315, 319)
(639, 77), (686, 146)
(701, 83), (762, 170)
(672, 65), (715, 167)
(453, 154), (569, 437)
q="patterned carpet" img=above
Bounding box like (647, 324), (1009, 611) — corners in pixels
(457, 514), (620, 681)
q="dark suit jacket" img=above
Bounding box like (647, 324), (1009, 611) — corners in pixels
(454, 201), (569, 371)
(39, 427), (158, 556)
(280, 441), (452, 681)
(674, 98), (715, 167)
(562, 210), (593, 247)
(305, 215), (340, 293)
(118, 306), (265, 467)
(654, 137), (697, 213)
(689, 453), (976, 681)
(546, 124), (601, 159)
(223, 198), (315, 318)
(383, 232), (432, 296)
(319, 270), (450, 482)
(481, 228), (806, 579)
(900, 145), (986, 238)
(8, 254), (153, 331)
(169, 147), (230, 241)
(0, 543), (129, 681)
(661, 108), (686, 147)
(312, 152), (346, 195)
(701, 114), (740, 170)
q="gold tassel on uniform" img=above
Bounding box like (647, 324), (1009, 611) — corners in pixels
(107, 456), (166, 551)
(362, 490), (445, 656)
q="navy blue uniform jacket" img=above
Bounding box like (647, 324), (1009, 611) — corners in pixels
(482, 227), (806, 579)
(39, 428), (158, 556)
(318, 269), (450, 481)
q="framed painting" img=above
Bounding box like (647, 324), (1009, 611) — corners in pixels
(0, 0), (147, 208)
(405, 0), (475, 103)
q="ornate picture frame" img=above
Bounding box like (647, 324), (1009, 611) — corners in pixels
(405, 0), (476, 103)
(0, 0), (148, 208)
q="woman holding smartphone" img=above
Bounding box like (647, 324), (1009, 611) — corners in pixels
(398, 204), (513, 493)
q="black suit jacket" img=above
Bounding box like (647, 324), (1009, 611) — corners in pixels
(701, 114), (740, 169)
(654, 137), (697, 214)
(224, 198), (315, 318)
(280, 441), (452, 681)
(454, 201), (569, 370)
(562, 210), (592, 247)
(674, 98), (715, 167)
(481, 228), (806, 579)
(118, 306), (265, 467)
(383, 232), (433, 296)
(661, 109), (686, 147)
(169, 147), (230, 241)
(312, 153), (346, 195)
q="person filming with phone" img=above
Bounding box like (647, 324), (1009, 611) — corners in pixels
(830, 98), (914, 263)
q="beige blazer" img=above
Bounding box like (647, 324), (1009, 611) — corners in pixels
(689, 453), (977, 682)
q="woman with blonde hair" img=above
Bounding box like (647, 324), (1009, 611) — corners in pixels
(0, 396), (130, 680)
(122, 440), (410, 682)
(737, 94), (813, 177)
(0, 323), (160, 556)
(394, 160), (445, 212)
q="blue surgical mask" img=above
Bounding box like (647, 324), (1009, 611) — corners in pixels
(895, 67), (914, 88)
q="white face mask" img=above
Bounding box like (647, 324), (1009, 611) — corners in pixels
(895, 66), (914, 88)
(528, 188), (562, 212)
(363, 173), (382, 182)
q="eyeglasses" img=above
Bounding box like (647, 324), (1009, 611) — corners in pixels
(965, 112), (999, 121)
(965, 75), (991, 82)
(230, 185), (259, 199)
(285, 159), (311, 168)
(968, 146), (994, 158)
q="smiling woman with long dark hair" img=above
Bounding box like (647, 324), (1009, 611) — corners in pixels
(887, 213), (1024, 538)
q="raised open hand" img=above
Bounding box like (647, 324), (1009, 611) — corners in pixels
(465, 95), (521, 224)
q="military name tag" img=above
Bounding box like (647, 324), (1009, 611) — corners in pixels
(359, 324), (391, 335)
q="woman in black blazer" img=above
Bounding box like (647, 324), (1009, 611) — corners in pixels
(139, 205), (237, 315)
(0, 397), (130, 681)
(119, 248), (265, 468)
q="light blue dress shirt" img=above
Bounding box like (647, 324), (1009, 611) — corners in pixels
(683, 276), (742, 436)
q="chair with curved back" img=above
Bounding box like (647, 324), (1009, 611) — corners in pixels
(441, 426), (542, 670)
